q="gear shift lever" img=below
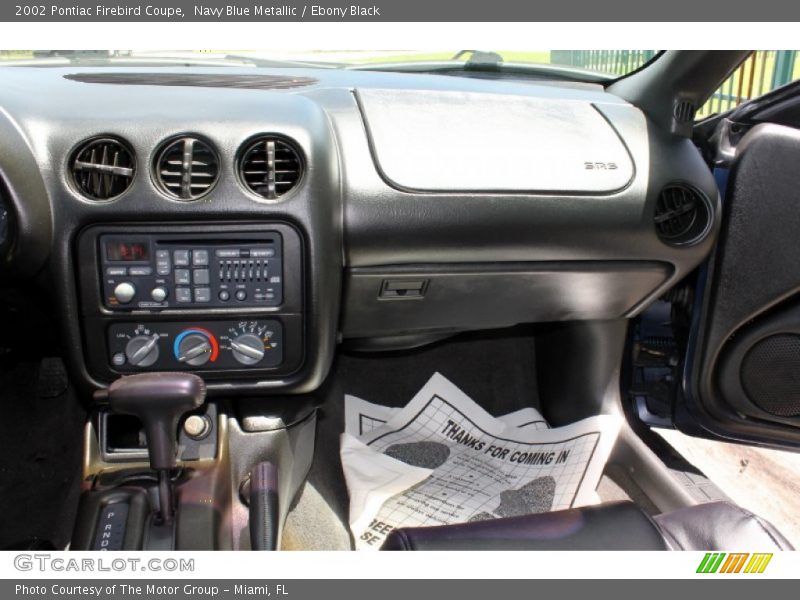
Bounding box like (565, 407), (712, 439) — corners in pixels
(95, 372), (206, 524)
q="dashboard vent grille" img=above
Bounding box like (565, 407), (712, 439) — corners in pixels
(673, 99), (696, 124)
(70, 137), (135, 200)
(655, 184), (712, 246)
(239, 136), (303, 200)
(154, 137), (220, 201)
(64, 73), (318, 91)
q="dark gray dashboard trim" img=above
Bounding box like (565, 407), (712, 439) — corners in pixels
(341, 260), (674, 338)
(0, 106), (53, 276)
(0, 76), (344, 395)
(0, 65), (721, 390)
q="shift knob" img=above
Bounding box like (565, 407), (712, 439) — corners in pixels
(101, 372), (206, 471)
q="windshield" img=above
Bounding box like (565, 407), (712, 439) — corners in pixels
(0, 50), (659, 80)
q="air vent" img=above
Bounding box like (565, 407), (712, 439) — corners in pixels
(238, 137), (303, 200)
(154, 137), (220, 201)
(70, 137), (135, 200)
(673, 99), (697, 124)
(655, 184), (712, 246)
(64, 73), (318, 91)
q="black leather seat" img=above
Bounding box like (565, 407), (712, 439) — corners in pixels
(381, 500), (793, 551)
(653, 501), (793, 551)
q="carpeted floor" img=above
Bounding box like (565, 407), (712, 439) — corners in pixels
(297, 328), (542, 550)
(0, 358), (86, 548)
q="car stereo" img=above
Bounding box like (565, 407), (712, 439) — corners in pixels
(99, 232), (284, 310)
(78, 223), (305, 383)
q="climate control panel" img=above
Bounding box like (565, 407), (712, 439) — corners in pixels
(79, 223), (304, 385)
(107, 320), (283, 372)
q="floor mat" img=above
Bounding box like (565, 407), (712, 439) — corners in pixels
(0, 359), (86, 548)
(281, 482), (352, 550)
(304, 328), (540, 547)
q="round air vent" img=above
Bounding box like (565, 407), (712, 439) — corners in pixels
(654, 184), (712, 246)
(154, 136), (220, 201)
(238, 136), (303, 200)
(70, 137), (135, 201)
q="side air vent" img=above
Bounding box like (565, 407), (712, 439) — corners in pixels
(654, 184), (713, 246)
(70, 137), (135, 201)
(154, 136), (220, 201)
(673, 99), (697, 124)
(238, 136), (303, 200)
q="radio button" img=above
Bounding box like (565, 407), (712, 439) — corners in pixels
(193, 269), (210, 285)
(174, 250), (190, 266)
(250, 248), (275, 258)
(193, 250), (209, 266)
(106, 267), (127, 277)
(216, 249), (240, 258)
(194, 287), (211, 302)
(175, 269), (191, 285)
(129, 266), (153, 276)
(155, 249), (171, 275)
(175, 287), (192, 303)
(113, 282), (136, 304)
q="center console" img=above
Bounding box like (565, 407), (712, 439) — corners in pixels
(76, 222), (305, 385)
(72, 222), (315, 550)
(71, 372), (318, 551)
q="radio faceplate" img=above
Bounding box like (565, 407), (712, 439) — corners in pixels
(99, 232), (284, 310)
(78, 223), (306, 385)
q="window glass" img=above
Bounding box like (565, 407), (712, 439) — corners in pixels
(698, 51), (800, 119)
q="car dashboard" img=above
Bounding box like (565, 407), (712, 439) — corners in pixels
(0, 65), (719, 396)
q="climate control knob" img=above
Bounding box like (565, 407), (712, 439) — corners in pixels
(230, 333), (265, 366)
(125, 334), (160, 367)
(176, 333), (213, 367)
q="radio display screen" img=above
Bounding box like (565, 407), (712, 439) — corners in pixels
(106, 241), (149, 262)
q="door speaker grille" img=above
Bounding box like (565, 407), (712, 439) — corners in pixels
(741, 334), (800, 417)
